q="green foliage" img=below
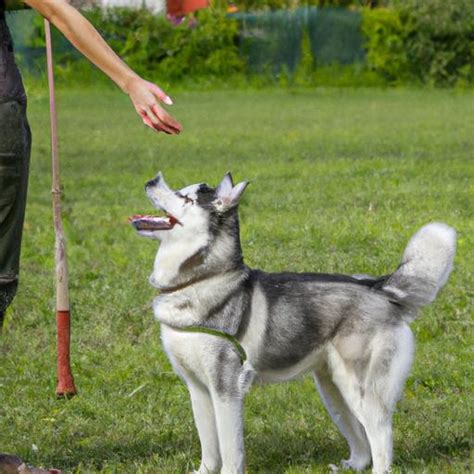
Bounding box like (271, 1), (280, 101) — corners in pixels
(312, 62), (385, 87)
(21, 5), (370, 88)
(154, 9), (245, 80)
(17, 0), (473, 87)
(232, 0), (362, 11)
(362, 8), (409, 83)
(28, 7), (245, 82)
(363, 0), (474, 86)
(395, 0), (474, 86)
(233, 1), (301, 11)
(293, 28), (315, 85)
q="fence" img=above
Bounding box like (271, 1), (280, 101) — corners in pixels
(6, 7), (366, 78)
(236, 7), (365, 74)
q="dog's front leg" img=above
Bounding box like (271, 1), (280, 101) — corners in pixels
(188, 382), (222, 474)
(211, 393), (245, 474)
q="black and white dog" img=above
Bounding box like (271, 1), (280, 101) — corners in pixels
(130, 172), (456, 474)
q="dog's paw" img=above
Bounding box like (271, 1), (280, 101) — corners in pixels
(341, 458), (370, 471)
(191, 465), (221, 474)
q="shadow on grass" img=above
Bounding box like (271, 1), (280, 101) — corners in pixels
(247, 428), (471, 472)
(247, 431), (345, 473)
(36, 422), (471, 473)
(44, 437), (194, 472)
(396, 435), (471, 471)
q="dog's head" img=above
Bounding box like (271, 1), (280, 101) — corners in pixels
(130, 171), (248, 240)
(130, 172), (249, 288)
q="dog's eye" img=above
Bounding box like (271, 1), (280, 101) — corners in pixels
(176, 192), (195, 205)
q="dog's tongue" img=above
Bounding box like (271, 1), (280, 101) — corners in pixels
(129, 214), (174, 231)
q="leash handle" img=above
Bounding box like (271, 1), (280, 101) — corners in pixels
(45, 19), (77, 397)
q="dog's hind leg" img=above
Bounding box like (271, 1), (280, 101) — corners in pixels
(329, 325), (414, 474)
(188, 381), (222, 473)
(313, 365), (371, 471)
(358, 326), (414, 474)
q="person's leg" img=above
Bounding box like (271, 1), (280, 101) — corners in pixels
(0, 100), (31, 326)
(0, 280), (18, 326)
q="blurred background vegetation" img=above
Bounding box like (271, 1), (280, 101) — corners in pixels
(5, 0), (473, 88)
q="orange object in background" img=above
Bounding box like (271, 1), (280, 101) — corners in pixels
(167, 0), (209, 16)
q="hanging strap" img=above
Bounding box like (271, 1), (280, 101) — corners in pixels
(173, 326), (247, 365)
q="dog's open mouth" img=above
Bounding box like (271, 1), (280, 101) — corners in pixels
(129, 213), (180, 231)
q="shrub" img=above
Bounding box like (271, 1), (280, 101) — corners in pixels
(157, 8), (245, 79)
(395, 0), (474, 86)
(363, 0), (474, 86)
(362, 7), (409, 83)
(28, 6), (245, 82)
(23, 1), (473, 87)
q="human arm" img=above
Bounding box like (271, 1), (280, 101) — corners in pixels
(23, 0), (182, 134)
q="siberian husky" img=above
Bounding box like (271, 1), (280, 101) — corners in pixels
(130, 172), (456, 474)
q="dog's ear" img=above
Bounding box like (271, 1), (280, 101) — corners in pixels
(214, 173), (249, 212)
(216, 172), (234, 197)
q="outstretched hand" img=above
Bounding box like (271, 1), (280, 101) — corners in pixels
(23, 0), (183, 134)
(126, 77), (183, 135)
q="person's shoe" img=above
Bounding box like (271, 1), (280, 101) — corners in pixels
(0, 279), (18, 329)
(0, 453), (61, 473)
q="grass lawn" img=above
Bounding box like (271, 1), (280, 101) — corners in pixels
(0, 86), (472, 473)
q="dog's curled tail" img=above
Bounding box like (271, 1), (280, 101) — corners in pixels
(382, 223), (456, 311)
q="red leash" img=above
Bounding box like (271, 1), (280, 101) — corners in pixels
(44, 19), (77, 397)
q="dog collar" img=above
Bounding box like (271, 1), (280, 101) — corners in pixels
(156, 273), (219, 294)
(172, 326), (247, 364)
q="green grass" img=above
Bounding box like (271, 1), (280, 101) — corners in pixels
(0, 86), (472, 473)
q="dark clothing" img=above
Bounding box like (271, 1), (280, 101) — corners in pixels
(0, 99), (31, 282)
(0, 10), (31, 318)
(0, 10), (27, 104)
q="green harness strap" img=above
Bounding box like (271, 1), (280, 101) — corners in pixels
(173, 326), (247, 365)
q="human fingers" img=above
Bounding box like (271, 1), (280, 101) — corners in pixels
(140, 111), (165, 133)
(145, 108), (177, 134)
(143, 105), (160, 126)
(140, 111), (174, 134)
(151, 104), (183, 133)
(146, 81), (173, 105)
